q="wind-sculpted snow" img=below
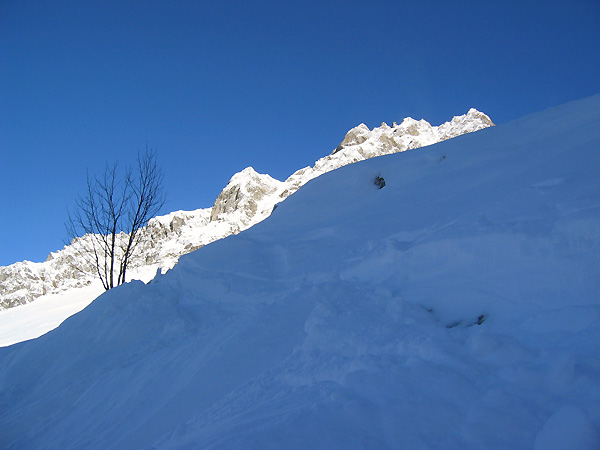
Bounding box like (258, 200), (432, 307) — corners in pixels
(0, 95), (598, 449)
(0, 109), (492, 309)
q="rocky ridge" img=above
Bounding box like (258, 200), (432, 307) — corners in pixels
(0, 109), (493, 309)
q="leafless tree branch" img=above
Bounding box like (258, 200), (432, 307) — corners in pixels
(65, 149), (165, 290)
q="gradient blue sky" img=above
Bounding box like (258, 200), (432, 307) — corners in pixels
(2, 0), (600, 266)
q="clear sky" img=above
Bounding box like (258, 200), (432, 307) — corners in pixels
(1, 0), (600, 266)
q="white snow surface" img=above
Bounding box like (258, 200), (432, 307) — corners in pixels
(0, 265), (159, 347)
(1, 97), (600, 449)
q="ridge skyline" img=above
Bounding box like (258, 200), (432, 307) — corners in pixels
(1, 107), (493, 309)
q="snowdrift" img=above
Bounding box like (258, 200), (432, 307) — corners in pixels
(1, 95), (599, 449)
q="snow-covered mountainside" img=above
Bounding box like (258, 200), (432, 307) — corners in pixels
(0, 95), (598, 449)
(0, 108), (492, 309)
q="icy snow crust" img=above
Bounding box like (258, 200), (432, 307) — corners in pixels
(1, 96), (600, 448)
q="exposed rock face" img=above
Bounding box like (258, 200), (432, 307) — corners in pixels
(437, 108), (495, 140)
(0, 109), (493, 309)
(209, 168), (284, 228)
(333, 123), (371, 153)
(0, 250), (93, 309)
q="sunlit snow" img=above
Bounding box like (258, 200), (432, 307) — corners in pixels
(0, 96), (599, 449)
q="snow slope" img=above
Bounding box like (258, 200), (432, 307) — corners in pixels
(0, 265), (160, 347)
(0, 108), (492, 309)
(1, 96), (599, 449)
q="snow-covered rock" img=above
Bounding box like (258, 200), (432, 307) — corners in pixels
(287, 108), (493, 192)
(209, 167), (284, 229)
(0, 109), (493, 309)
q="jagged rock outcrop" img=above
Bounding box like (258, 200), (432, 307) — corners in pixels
(209, 168), (284, 229)
(333, 123), (371, 153)
(0, 249), (93, 308)
(0, 108), (493, 309)
(438, 108), (494, 140)
(285, 108), (493, 195)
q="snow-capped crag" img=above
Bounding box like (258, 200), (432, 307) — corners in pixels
(0, 109), (492, 309)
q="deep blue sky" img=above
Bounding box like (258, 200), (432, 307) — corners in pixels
(2, 0), (600, 266)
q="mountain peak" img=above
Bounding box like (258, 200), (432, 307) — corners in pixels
(225, 167), (282, 190)
(238, 166), (260, 176)
(333, 123), (371, 154)
(438, 108), (494, 140)
(209, 167), (284, 227)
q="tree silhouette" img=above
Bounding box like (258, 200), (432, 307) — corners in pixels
(66, 149), (165, 290)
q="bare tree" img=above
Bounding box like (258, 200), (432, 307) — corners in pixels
(66, 149), (165, 290)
